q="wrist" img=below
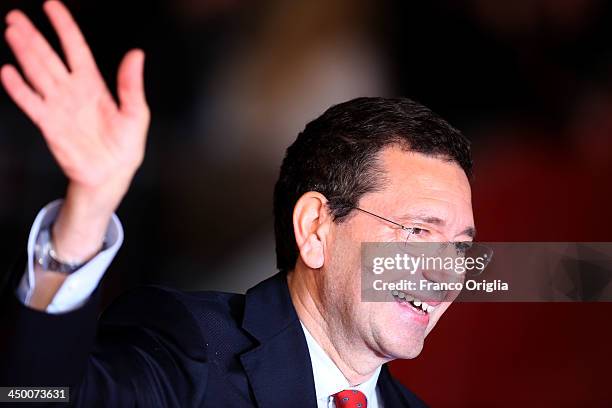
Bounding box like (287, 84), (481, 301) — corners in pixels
(67, 171), (132, 215)
(52, 178), (128, 262)
(35, 224), (102, 273)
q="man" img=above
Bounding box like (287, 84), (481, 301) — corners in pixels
(0, 2), (474, 407)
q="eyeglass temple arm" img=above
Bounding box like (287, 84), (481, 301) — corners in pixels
(351, 207), (412, 231)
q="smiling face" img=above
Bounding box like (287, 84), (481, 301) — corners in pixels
(319, 145), (474, 360)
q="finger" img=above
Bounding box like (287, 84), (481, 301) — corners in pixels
(1, 64), (46, 125)
(117, 49), (148, 118)
(6, 9), (69, 82)
(42, 0), (97, 73)
(4, 26), (56, 98)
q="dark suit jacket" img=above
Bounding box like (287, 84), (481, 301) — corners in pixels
(0, 265), (427, 407)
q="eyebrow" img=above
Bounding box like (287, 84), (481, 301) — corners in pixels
(460, 227), (476, 239)
(397, 212), (445, 226)
(398, 212), (476, 239)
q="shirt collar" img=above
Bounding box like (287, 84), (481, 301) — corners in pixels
(300, 321), (381, 407)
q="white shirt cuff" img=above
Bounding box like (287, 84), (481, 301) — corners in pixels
(16, 199), (124, 314)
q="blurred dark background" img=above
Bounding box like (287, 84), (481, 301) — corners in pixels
(1, 0), (611, 406)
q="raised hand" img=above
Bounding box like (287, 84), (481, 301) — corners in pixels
(1, 1), (149, 266)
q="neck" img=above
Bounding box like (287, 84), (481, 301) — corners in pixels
(287, 263), (386, 385)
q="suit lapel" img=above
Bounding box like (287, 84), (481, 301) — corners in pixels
(377, 364), (406, 407)
(240, 272), (317, 408)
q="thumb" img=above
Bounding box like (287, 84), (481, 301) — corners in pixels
(117, 49), (148, 117)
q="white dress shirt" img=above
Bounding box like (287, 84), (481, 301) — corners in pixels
(16, 201), (384, 408)
(301, 322), (383, 408)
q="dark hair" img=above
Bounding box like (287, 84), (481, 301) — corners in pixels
(273, 97), (472, 271)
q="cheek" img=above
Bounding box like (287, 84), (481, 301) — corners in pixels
(324, 229), (370, 315)
(325, 224), (361, 274)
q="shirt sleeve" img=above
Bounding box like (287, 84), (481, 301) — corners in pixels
(15, 199), (124, 314)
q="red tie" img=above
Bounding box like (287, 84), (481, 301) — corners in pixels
(333, 389), (368, 408)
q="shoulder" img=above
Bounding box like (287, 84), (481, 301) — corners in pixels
(99, 285), (249, 358)
(101, 285), (245, 325)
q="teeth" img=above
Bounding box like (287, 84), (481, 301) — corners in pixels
(422, 302), (436, 313)
(391, 291), (436, 314)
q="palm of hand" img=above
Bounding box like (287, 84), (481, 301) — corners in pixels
(1, 0), (149, 190)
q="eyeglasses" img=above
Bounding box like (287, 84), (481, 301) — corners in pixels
(351, 206), (493, 275)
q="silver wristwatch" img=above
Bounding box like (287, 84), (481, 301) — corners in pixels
(34, 226), (89, 274)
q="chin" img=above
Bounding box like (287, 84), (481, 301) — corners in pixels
(398, 341), (424, 359)
(379, 332), (425, 360)
(390, 344), (424, 360)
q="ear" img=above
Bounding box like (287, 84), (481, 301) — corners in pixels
(292, 192), (331, 269)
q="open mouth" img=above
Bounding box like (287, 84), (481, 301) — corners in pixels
(391, 290), (436, 315)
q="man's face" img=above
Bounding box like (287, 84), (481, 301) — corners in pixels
(321, 146), (474, 360)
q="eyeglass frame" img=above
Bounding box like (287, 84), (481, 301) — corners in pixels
(350, 206), (493, 274)
(351, 206), (418, 238)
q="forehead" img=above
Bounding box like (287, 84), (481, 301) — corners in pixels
(365, 146), (473, 226)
